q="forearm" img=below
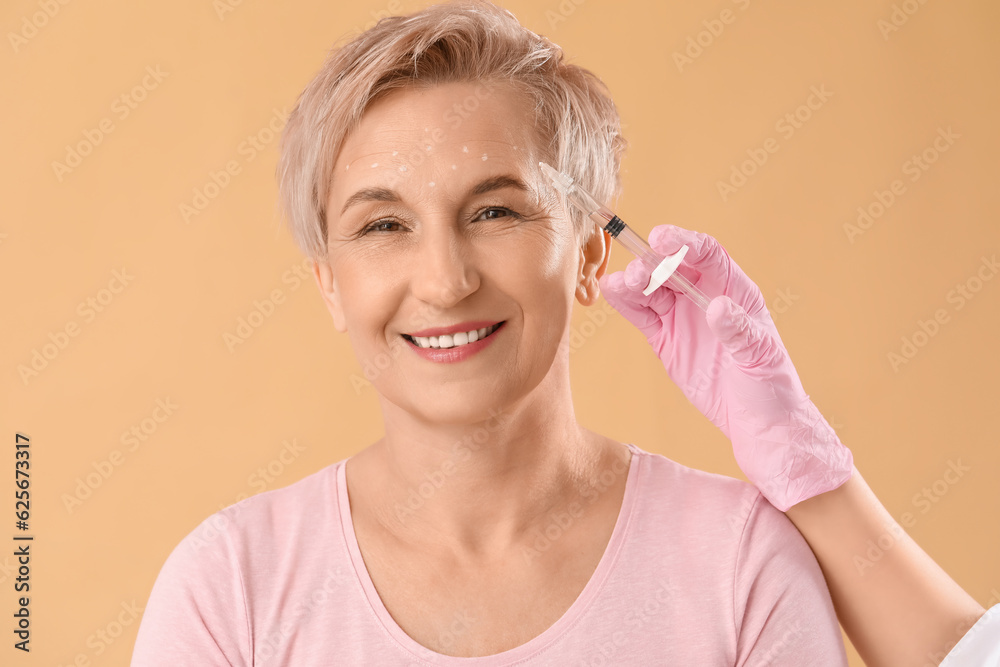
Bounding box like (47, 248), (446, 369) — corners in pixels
(784, 467), (985, 667)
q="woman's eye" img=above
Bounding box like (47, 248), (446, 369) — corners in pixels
(362, 219), (401, 234)
(478, 207), (519, 221)
(361, 207), (519, 235)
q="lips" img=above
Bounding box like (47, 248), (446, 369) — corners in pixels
(402, 321), (505, 350)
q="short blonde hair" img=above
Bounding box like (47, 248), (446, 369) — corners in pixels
(276, 0), (627, 262)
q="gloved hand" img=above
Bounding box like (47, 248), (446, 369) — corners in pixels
(598, 223), (853, 511)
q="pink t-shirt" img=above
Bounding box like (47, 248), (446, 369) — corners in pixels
(131, 443), (847, 665)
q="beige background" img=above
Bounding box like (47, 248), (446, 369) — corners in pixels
(2, 0), (998, 664)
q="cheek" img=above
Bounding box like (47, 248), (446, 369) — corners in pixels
(330, 257), (396, 329)
(497, 229), (577, 333)
(507, 224), (576, 283)
(332, 239), (409, 288)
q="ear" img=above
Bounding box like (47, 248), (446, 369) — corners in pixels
(576, 227), (612, 307)
(312, 259), (347, 332)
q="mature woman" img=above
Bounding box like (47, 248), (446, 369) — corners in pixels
(131, 1), (997, 665)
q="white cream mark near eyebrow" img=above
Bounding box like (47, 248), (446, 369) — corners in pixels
(345, 164), (350, 170)
(429, 181), (435, 187)
(399, 165), (407, 172)
(370, 162), (378, 168)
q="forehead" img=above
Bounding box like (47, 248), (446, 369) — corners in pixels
(353, 81), (534, 148)
(331, 82), (540, 186)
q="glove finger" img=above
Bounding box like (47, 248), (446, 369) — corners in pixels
(622, 258), (678, 314)
(649, 224), (767, 320)
(649, 224), (721, 269)
(599, 271), (664, 341)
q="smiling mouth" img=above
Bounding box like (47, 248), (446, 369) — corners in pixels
(402, 322), (505, 349)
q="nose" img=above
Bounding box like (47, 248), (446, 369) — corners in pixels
(408, 221), (480, 313)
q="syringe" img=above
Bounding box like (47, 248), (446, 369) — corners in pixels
(539, 162), (712, 311)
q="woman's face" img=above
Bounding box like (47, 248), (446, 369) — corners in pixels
(315, 81), (609, 425)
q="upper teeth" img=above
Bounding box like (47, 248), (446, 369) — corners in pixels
(410, 324), (500, 349)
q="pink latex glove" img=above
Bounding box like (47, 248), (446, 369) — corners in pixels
(598, 224), (853, 511)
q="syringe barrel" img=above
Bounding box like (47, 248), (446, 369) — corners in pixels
(600, 217), (714, 311)
(602, 218), (664, 274)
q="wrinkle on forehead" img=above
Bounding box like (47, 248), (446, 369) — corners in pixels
(341, 139), (525, 171)
(328, 82), (557, 216)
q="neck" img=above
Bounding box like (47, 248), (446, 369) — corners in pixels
(352, 359), (619, 560)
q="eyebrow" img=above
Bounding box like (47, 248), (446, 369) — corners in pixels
(339, 175), (531, 216)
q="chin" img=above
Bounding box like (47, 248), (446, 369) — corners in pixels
(376, 383), (502, 424)
(414, 399), (505, 427)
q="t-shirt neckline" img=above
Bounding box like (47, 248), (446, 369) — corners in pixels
(336, 442), (642, 665)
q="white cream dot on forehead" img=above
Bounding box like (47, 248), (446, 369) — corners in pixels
(451, 164), (457, 170)
(392, 150), (398, 156)
(481, 153), (488, 161)
(399, 165), (407, 172)
(462, 146), (468, 153)
(345, 164), (350, 170)
(429, 181), (435, 187)
(370, 162), (378, 168)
